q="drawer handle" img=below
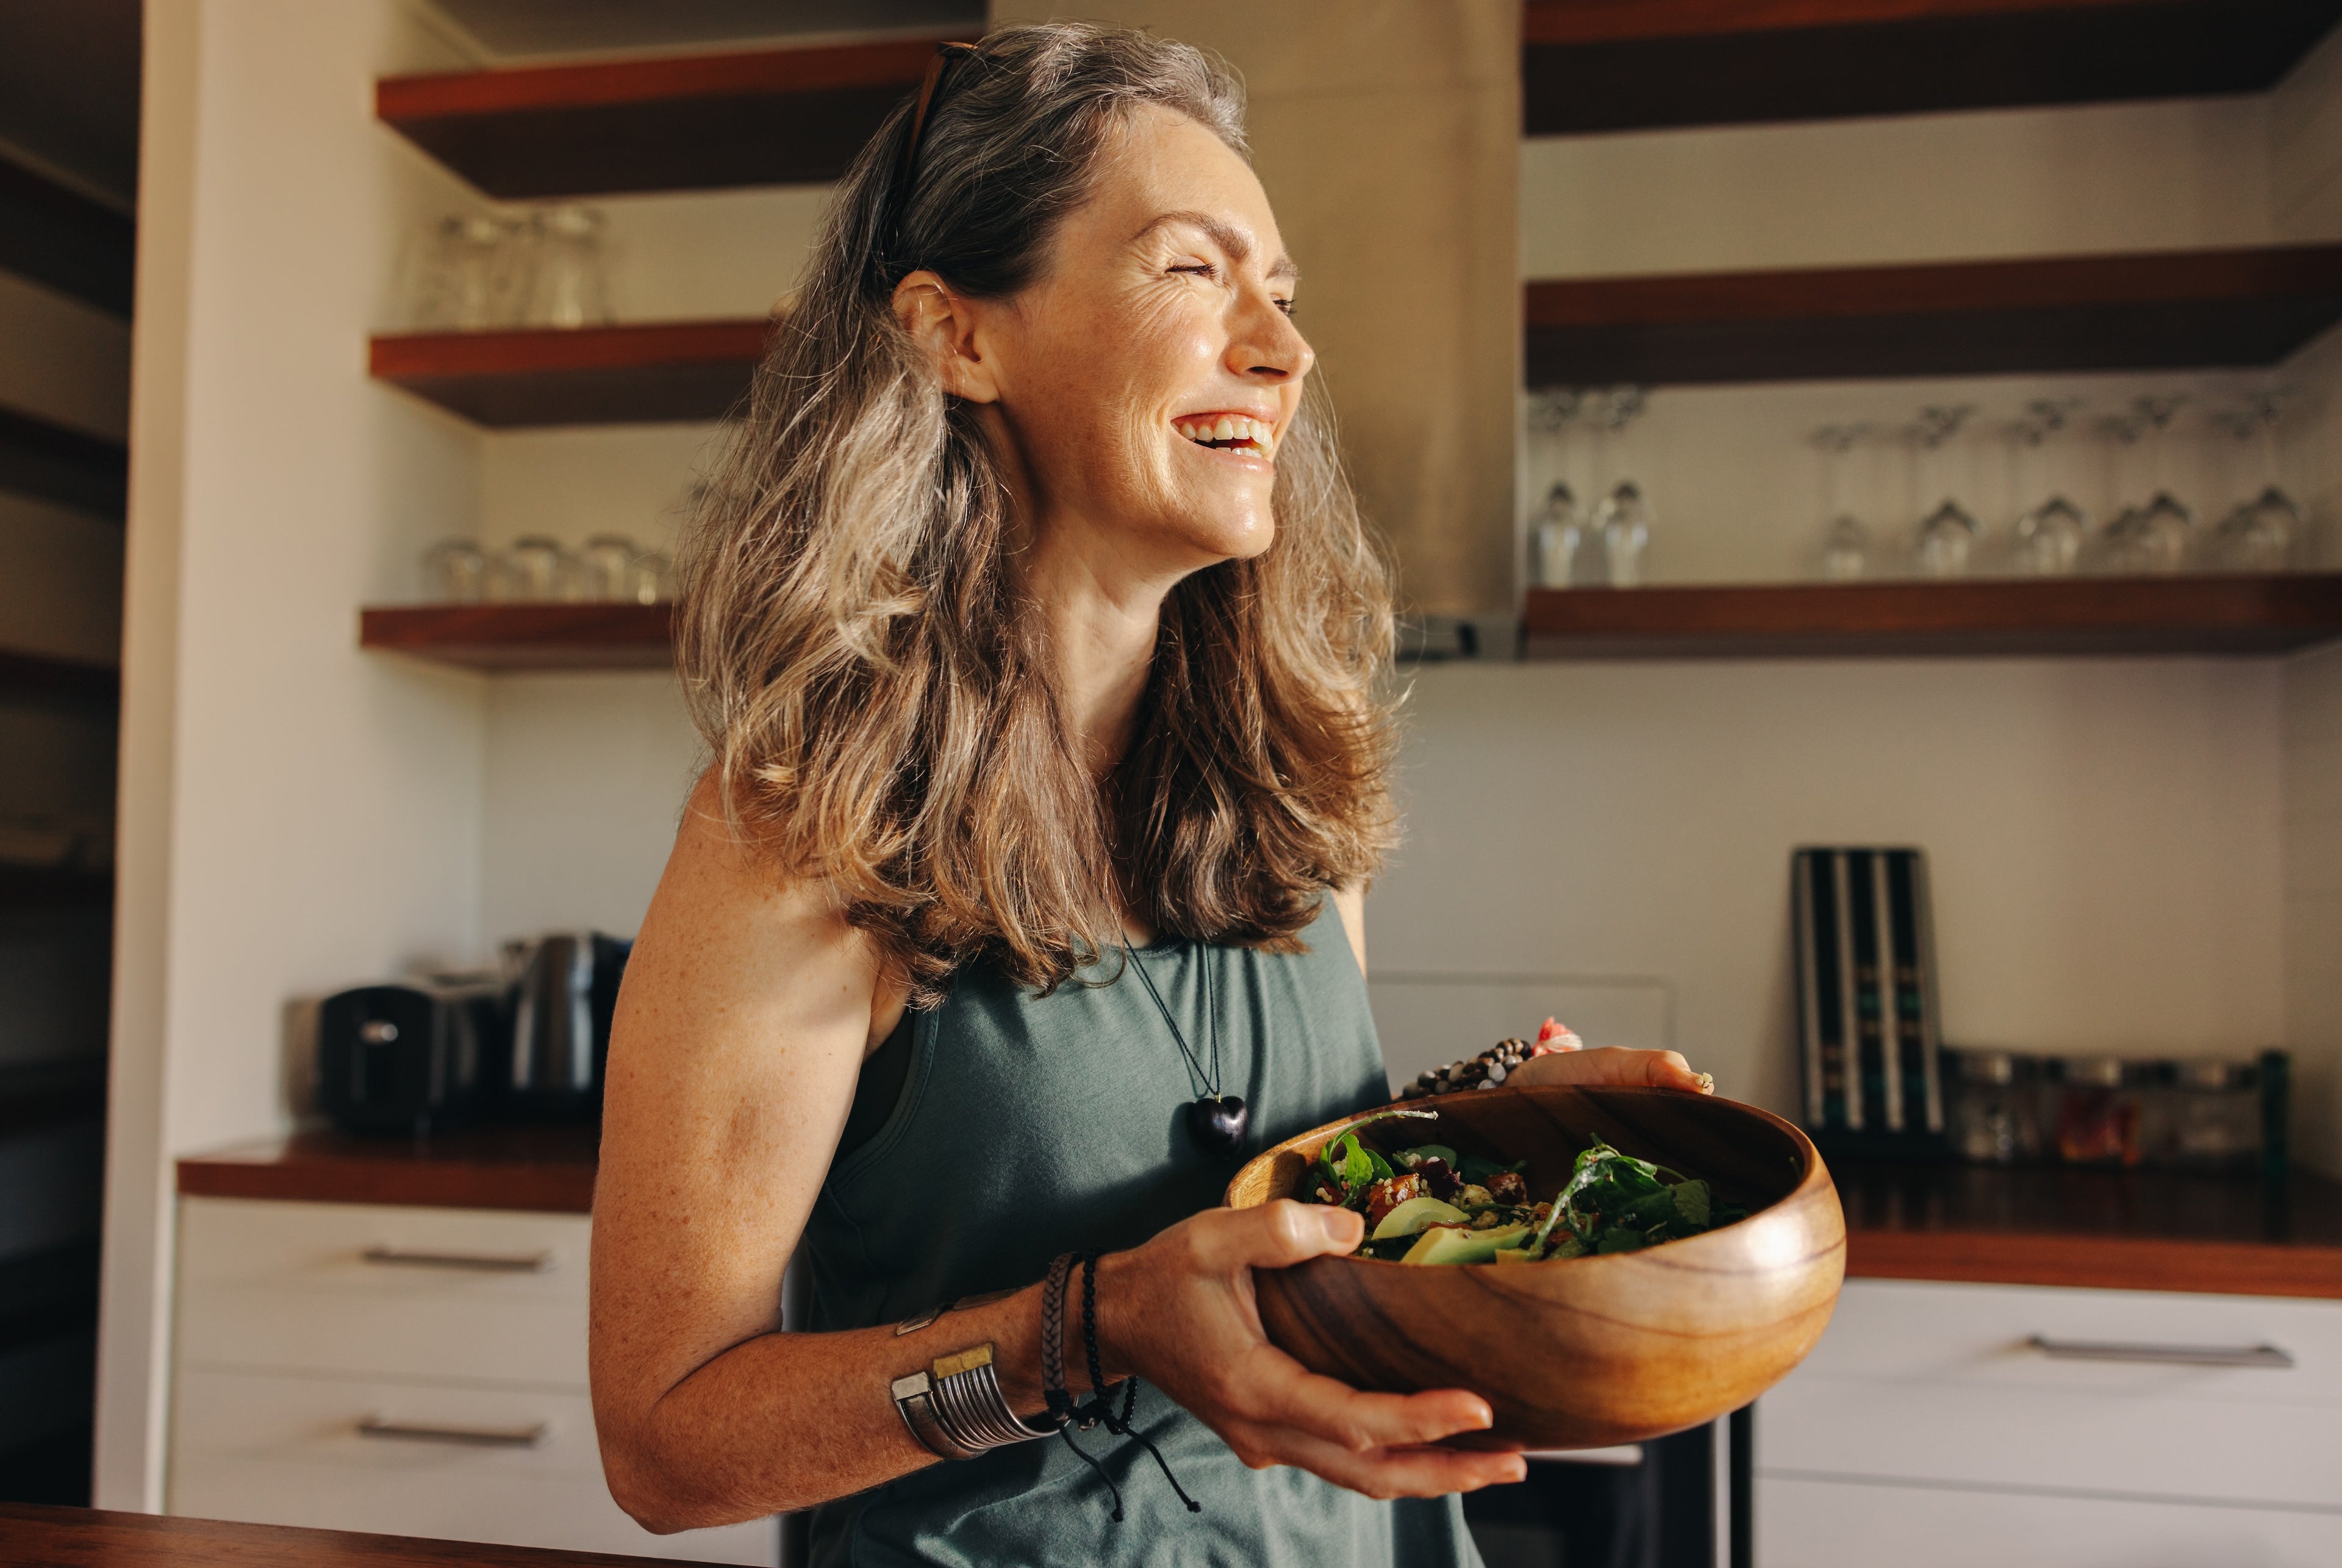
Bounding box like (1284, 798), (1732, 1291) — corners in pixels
(358, 1415), (550, 1448)
(361, 1245), (554, 1273)
(2027, 1334), (2294, 1369)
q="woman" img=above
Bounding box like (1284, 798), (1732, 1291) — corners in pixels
(590, 22), (1710, 1567)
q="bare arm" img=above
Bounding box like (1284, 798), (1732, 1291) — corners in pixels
(589, 787), (1523, 1533)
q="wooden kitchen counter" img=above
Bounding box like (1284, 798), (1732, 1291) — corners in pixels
(0, 1503), (731, 1567)
(177, 1125), (598, 1214)
(171, 1125), (2342, 1298)
(1836, 1158), (2342, 1299)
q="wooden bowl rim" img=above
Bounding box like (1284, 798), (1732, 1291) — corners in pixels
(1223, 1084), (1835, 1272)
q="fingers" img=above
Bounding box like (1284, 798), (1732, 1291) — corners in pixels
(1511, 1045), (1712, 1094)
(1199, 1200), (1362, 1272)
(1232, 1343), (1493, 1453)
(1225, 1420), (1528, 1499)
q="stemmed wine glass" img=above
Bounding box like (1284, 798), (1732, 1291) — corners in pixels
(1524, 390), (1589, 587)
(2008, 398), (2089, 576)
(1911, 404), (1979, 576)
(2108, 394), (2196, 573)
(2092, 410), (2161, 574)
(1813, 424), (1872, 580)
(1591, 387), (1652, 586)
(2209, 393), (2301, 571)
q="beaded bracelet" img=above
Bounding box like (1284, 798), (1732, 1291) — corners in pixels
(1400, 1026), (1580, 1100)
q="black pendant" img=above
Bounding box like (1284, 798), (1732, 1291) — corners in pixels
(1189, 1094), (1249, 1154)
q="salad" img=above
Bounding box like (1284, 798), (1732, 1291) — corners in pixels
(1300, 1108), (1747, 1265)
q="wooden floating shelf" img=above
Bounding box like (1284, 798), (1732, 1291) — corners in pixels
(0, 151), (135, 318)
(0, 646), (120, 709)
(1525, 245), (2342, 386)
(378, 7), (2342, 202)
(376, 35), (950, 198)
(1524, 574), (2342, 658)
(360, 603), (675, 670)
(0, 863), (113, 913)
(368, 320), (770, 428)
(0, 403), (128, 521)
(1524, 0), (2342, 136)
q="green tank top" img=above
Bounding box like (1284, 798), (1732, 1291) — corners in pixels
(802, 897), (1482, 1568)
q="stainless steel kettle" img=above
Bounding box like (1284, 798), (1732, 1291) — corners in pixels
(501, 931), (630, 1122)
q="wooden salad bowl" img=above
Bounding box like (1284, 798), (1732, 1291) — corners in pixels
(1223, 1084), (1845, 1450)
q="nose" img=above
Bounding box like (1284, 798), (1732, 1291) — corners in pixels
(1227, 285), (1313, 385)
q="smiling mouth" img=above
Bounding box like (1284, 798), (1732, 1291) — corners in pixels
(1174, 413), (1277, 460)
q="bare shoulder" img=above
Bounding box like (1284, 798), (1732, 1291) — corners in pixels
(600, 775), (879, 1194)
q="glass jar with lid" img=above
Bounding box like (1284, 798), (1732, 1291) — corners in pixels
(2168, 1058), (2261, 1172)
(1950, 1049), (2036, 1164)
(2054, 1054), (2140, 1166)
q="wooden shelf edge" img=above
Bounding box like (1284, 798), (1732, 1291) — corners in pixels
(377, 35), (947, 122)
(1522, 0), (2149, 47)
(360, 603), (676, 671)
(368, 321), (769, 428)
(0, 403), (129, 521)
(1524, 246), (2342, 328)
(368, 319), (772, 378)
(0, 646), (121, 706)
(1847, 1227), (2342, 1299)
(1523, 576), (2342, 659)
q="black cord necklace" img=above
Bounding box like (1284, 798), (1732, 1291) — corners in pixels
(1122, 938), (1248, 1155)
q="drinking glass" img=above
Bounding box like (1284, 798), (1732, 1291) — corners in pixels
(1594, 481), (1651, 585)
(421, 538), (490, 603)
(1813, 424), (1871, 580)
(1908, 404), (1976, 576)
(1590, 387), (1651, 585)
(1530, 481), (1595, 588)
(2131, 395), (2196, 571)
(528, 206), (613, 329)
(501, 535), (579, 601)
(1916, 499), (1980, 577)
(2008, 401), (2089, 576)
(628, 551), (674, 605)
(580, 533), (640, 601)
(2210, 394), (2301, 571)
(2090, 412), (2169, 574)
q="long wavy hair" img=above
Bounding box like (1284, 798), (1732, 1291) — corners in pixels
(676, 21), (1397, 1001)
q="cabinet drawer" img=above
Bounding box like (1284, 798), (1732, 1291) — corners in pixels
(168, 1366), (776, 1564)
(1763, 1280), (2342, 1508)
(1794, 1280), (2342, 1403)
(1759, 1475), (2342, 1568)
(176, 1197), (590, 1387)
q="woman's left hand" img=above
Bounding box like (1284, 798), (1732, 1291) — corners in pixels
(1507, 1045), (1712, 1095)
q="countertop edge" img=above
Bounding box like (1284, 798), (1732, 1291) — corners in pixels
(1847, 1228), (2342, 1300)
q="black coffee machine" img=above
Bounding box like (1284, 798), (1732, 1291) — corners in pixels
(316, 932), (631, 1135)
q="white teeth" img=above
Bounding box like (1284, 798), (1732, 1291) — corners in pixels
(1175, 415), (1275, 454)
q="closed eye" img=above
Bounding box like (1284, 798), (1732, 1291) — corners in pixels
(1170, 262), (1218, 280)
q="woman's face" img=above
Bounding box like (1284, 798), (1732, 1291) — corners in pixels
(906, 104), (1313, 576)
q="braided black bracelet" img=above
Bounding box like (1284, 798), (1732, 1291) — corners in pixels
(1078, 1252), (1200, 1518)
(1040, 1252), (1081, 1428)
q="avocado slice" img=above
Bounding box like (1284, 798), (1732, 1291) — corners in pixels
(1401, 1222), (1532, 1266)
(1370, 1195), (1469, 1242)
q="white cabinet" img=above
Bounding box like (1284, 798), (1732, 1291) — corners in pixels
(169, 1196), (778, 1564)
(1758, 1279), (2342, 1568)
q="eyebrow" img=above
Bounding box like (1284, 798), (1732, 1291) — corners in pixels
(1131, 209), (1300, 284)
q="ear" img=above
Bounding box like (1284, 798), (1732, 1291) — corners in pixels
(892, 270), (1001, 403)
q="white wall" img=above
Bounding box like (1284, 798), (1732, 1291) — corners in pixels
(1370, 660), (2286, 1117)
(100, 0), (490, 1511)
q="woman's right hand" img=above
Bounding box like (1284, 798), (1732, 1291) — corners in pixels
(1094, 1200), (1528, 1499)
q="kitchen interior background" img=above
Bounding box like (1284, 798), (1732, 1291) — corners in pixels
(0, 0), (2332, 1527)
